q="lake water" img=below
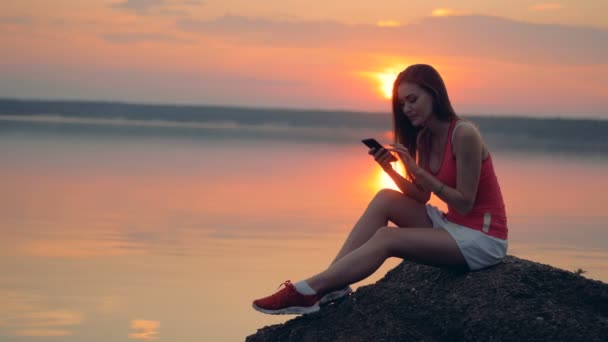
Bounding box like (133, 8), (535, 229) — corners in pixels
(1, 103), (607, 341)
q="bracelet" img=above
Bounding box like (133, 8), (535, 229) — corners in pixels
(434, 183), (445, 195)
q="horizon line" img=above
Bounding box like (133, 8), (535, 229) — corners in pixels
(1, 96), (606, 122)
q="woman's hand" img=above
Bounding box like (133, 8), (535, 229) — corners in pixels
(386, 144), (419, 174)
(386, 144), (433, 191)
(368, 146), (396, 172)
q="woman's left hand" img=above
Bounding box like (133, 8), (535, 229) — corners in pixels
(386, 144), (420, 175)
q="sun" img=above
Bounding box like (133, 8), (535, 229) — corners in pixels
(377, 72), (397, 99)
(359, 66), (407, 100)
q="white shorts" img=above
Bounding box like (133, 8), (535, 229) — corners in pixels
(426, 205), (508, 271)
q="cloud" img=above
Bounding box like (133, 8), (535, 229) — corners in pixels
(0, 16), (33, 25)
(111, 0), (167, 13)
(111, 0), (204, 15)
(129, 319), (160, 340)
(176, 14), (608, 65)
(530, 3), (563, 11)
(180, 0), (205, 5)
(376, 20), (401, 27)
(431, 8), (472, 17)
(100, 32), (194, 44)
(177, 15), (367, 48)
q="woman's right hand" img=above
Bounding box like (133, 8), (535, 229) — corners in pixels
(369, 147), (395, 172)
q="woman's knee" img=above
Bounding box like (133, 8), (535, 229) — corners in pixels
(367, 226), (395, 257)
(369, 188), (402, 209)
(374, 188), (402, 200)
(369, 188), (430, 228)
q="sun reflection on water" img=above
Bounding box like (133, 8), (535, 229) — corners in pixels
(378, 161), (406, 191)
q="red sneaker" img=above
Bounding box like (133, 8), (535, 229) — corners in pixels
(318, 286), (352, 305)
(252, 280), (320, 315)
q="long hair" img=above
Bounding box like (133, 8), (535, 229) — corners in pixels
(392, 64), (458, 162)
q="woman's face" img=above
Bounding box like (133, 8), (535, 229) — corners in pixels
(397, 82), (435, 127)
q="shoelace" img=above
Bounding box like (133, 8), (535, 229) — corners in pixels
(264, 280), (295, 306)
(277, 280), (293, 290)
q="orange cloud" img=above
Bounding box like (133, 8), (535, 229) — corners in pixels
(376, 20), (400, 27)
(129, 319), (160, 340)
(177, 15), (608, 65)
(530, 3), (563, 11)
(431, 8), (471, 17)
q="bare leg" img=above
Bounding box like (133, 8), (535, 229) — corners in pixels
(330, 189), (433, 265)
(308, 226), (467, 295)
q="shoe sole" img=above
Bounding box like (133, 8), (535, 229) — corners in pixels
(252, 303), (320, 315)
(318, 287), (352, 305)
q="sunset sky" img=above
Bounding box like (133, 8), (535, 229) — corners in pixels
(1, 0), (607, 118)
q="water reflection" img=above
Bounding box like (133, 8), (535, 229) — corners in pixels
(0, 134), (606, 341)
(0, 290), (82, 337)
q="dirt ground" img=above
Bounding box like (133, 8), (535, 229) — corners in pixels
(246, 256), (608, 342)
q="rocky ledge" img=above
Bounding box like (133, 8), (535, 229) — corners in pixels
(246, 256), (607, 341)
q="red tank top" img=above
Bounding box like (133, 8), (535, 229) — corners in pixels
(425, 119), (508, 239)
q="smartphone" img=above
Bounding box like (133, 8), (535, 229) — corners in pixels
(361, 138), (397, 162)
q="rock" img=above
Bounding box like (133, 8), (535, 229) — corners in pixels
(246, 256), (608, 341)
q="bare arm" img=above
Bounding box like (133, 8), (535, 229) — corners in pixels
(411, 124), (483, 215)
(385, 168), (431, 204)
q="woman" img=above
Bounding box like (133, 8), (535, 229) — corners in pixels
(252, 64), (508, 315)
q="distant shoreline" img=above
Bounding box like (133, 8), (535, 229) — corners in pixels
(1, 97), (606, 122)
(1, 98), (607, 156)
